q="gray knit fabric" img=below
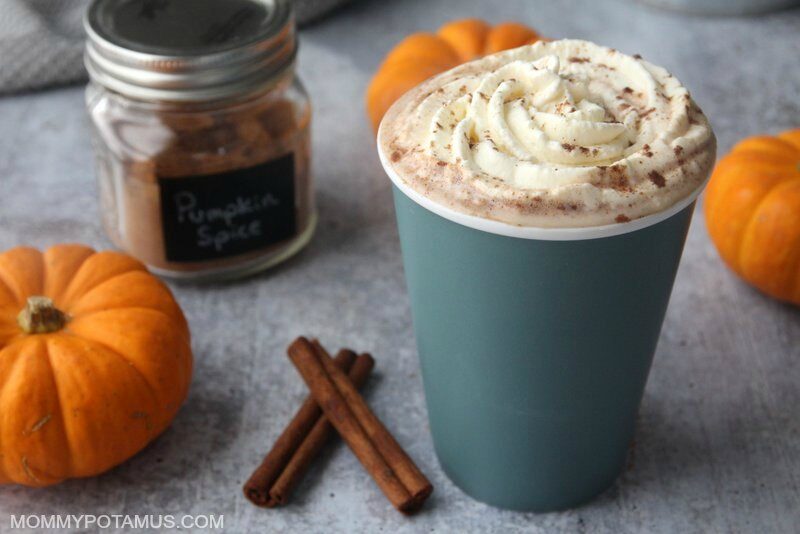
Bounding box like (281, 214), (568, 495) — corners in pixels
(0, 0), (354, 95)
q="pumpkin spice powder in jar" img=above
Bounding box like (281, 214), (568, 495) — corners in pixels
(84, 0), (314, 281)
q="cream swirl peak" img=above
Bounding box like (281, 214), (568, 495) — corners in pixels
(380, 39), (716, 228)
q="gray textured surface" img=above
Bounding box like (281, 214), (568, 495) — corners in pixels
(0, 0), (799, 532)
(0, 0), (86, 94)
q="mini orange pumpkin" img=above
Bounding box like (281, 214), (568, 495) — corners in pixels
(366, 19), (542, 131)
(704, 129), (800, 305)
(0, 244), (193, 486)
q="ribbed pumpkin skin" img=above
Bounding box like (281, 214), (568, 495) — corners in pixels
(366, 19), (541, 131)
(0, 244), (193, 486)
(704, 129), (800, 305)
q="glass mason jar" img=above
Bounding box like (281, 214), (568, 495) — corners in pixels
(84, 0), (314, 281)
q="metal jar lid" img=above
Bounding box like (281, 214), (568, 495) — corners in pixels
(84, 0), (296, 101)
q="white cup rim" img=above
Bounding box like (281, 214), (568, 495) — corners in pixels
(377, 133), (708, 241)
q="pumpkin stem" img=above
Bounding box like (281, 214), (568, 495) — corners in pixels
(17, 297), (68, 334)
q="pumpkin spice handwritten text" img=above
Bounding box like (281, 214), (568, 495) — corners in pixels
(174, 191), (281, 252)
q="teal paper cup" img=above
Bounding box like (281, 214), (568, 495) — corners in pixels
(379, 144), (708, 512)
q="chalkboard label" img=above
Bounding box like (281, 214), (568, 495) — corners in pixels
(158, 154), (296, 262)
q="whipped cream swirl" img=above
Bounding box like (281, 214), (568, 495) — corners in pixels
(381, 39), (716, 227)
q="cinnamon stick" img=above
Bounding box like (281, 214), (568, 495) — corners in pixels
(288, 337), (433, 513)
(268, 353), (374, 506)
(243, 349), (369, 507)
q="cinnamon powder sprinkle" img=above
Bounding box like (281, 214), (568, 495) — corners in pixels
(568, 57), (590, 63)
(608, 165), (630, 191)
(673, 145), (684, 155)
(615, 214), (631, 223)
(622, 87), (634, 94)
(639, 107), (657, 119)
(436, 161), (447, 167)
(648, 171), (666, 188)
(561, 143), (576, 151)
(390, 151), (402, 162)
